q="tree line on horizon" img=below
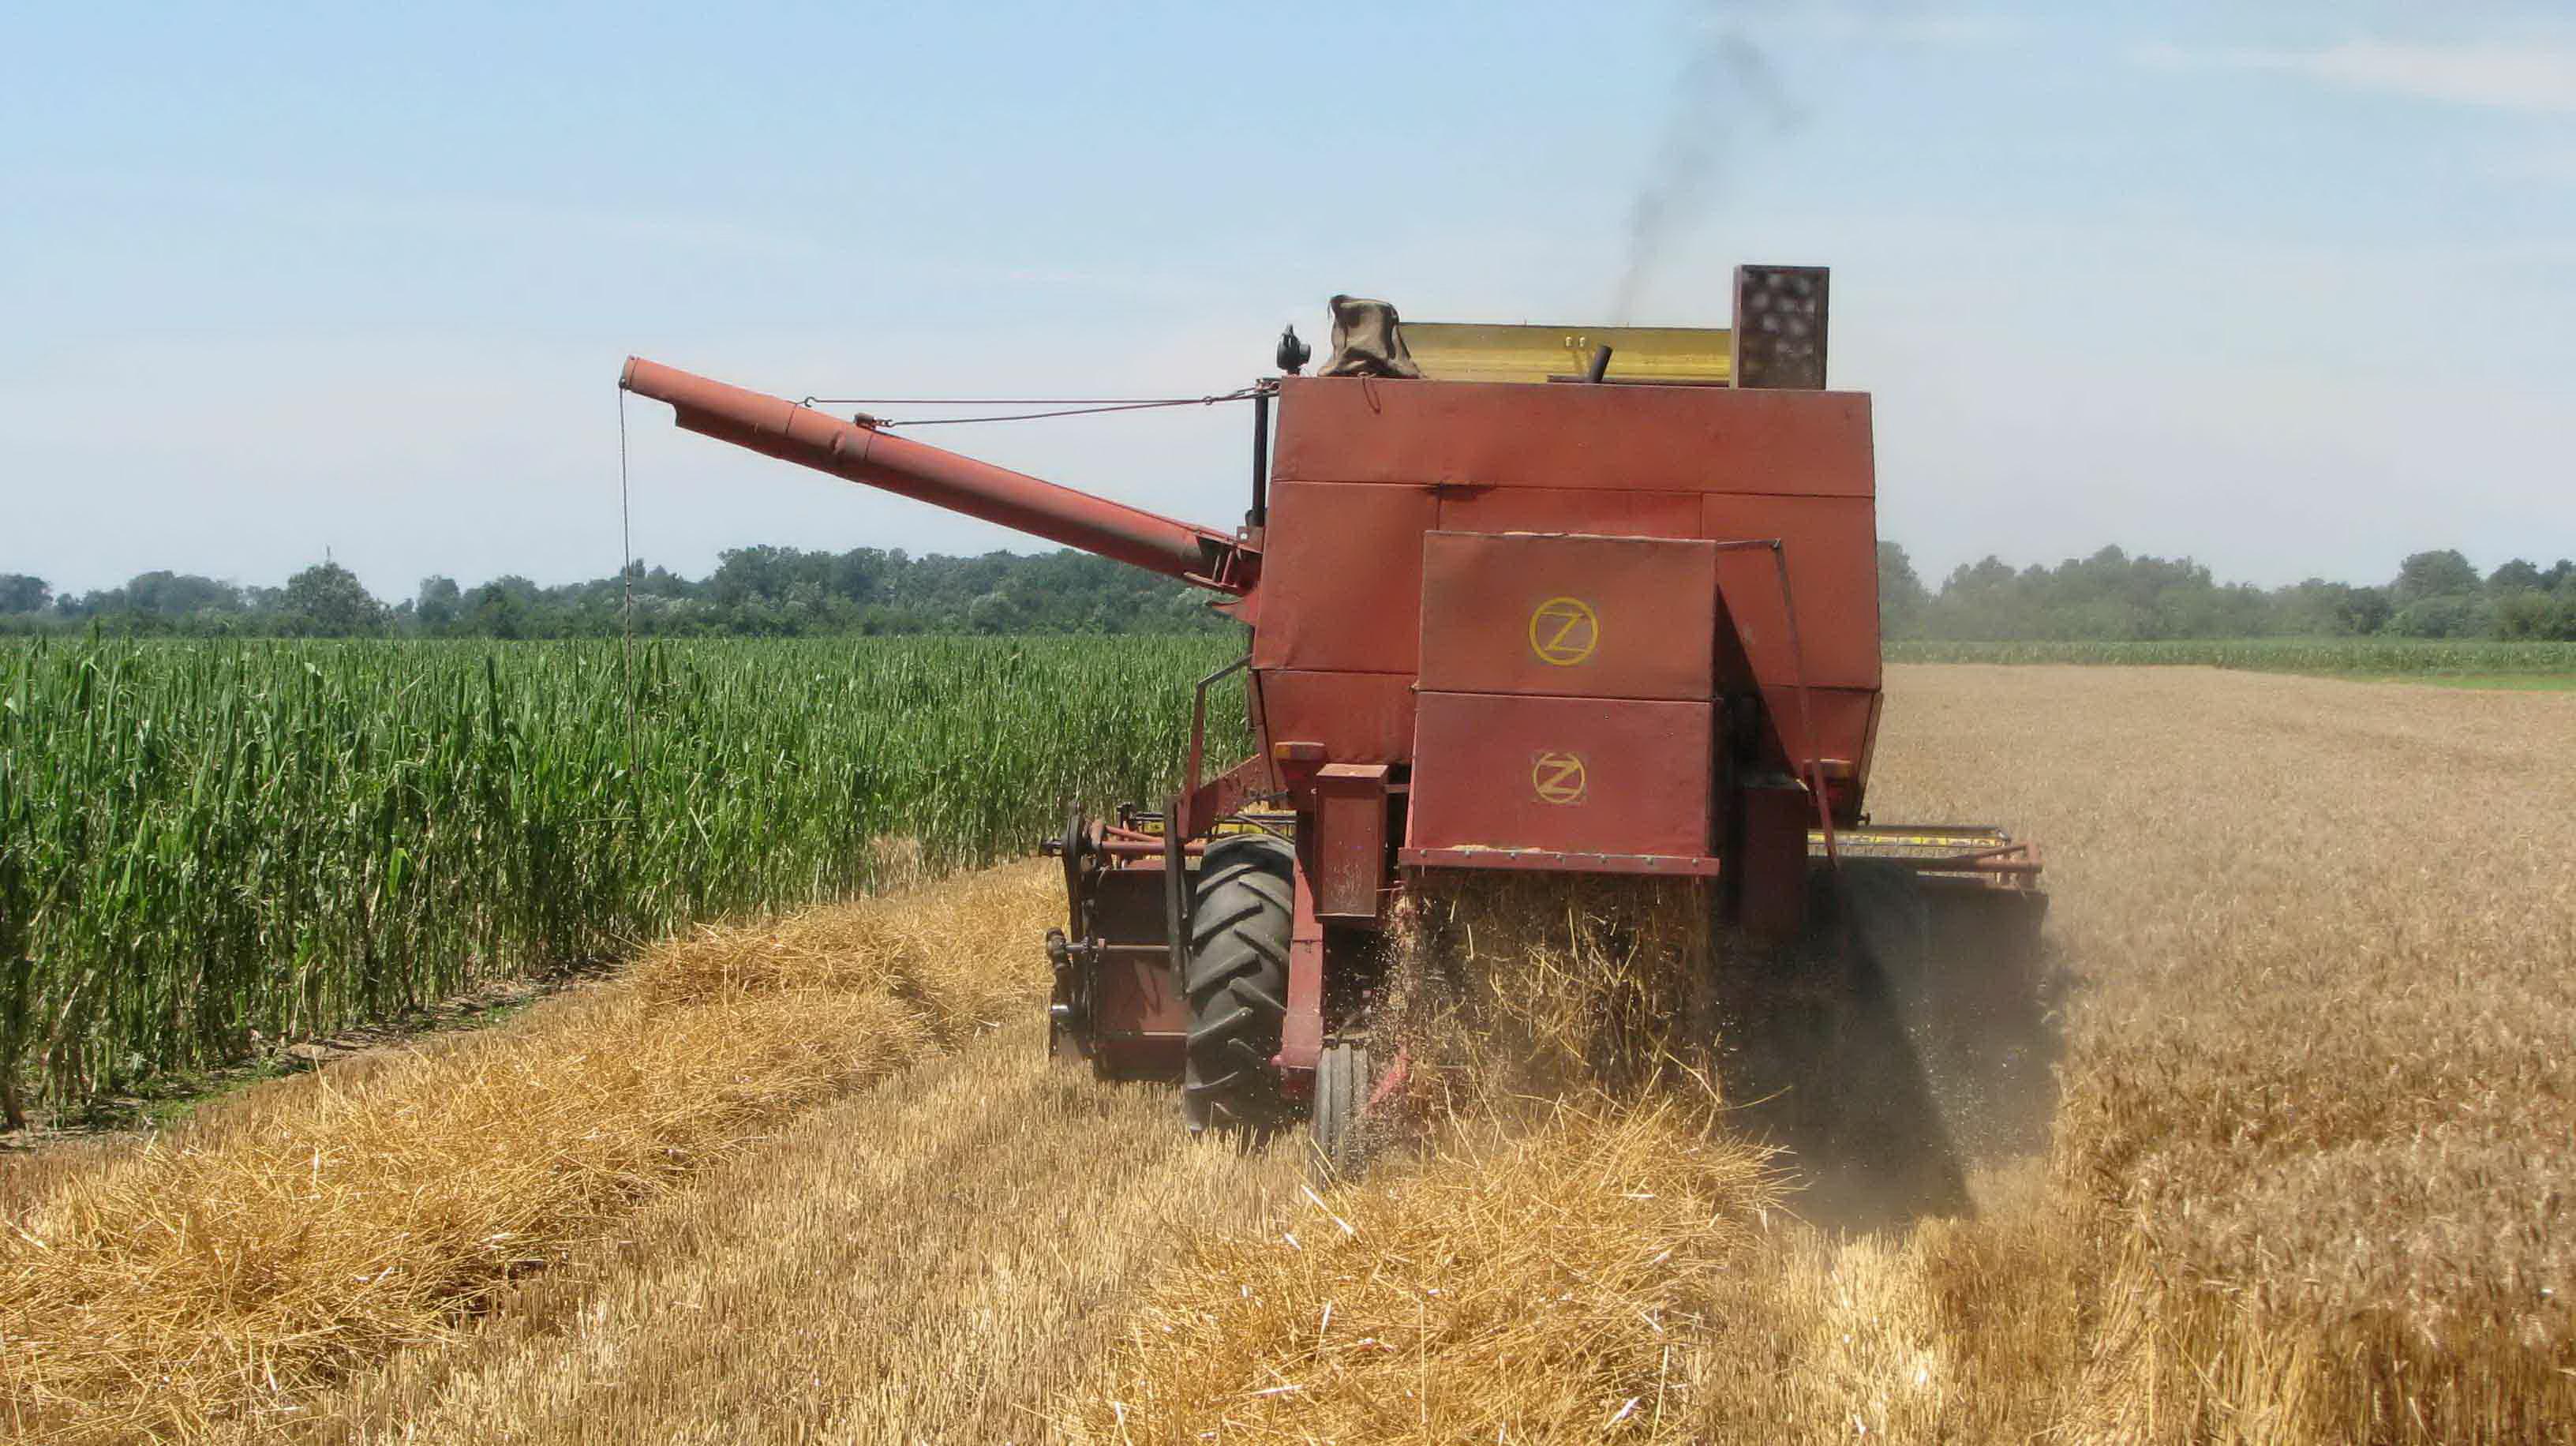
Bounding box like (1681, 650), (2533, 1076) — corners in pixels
(1877, 544), (2576, 643)
(0, 547), (1228, 640)
(3, 541), (2574, 642)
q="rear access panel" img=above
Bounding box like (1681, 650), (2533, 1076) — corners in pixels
(1258, 669), (1417, 766)
(1251, 481), (1439, 676)
(1404, 692), (1716, 869)
(1417, 531), (1719, 702)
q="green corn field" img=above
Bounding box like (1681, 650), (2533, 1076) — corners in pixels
(0, 636), (1247, 1116)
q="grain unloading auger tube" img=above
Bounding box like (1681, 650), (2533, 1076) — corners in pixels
(617, 357), (1258, 593)
(621, 265), (2050, 1198)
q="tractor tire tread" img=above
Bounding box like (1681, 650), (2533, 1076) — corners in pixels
(1181, 835), (1295, 1130)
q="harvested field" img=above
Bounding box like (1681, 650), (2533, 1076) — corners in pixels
(246, 1016), (1300, 1445)
(6, 664), (2571, 1442)
(1, 863), (1060, 1441)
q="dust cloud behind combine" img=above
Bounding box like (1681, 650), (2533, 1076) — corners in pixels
(7, 665), (2573, 1442)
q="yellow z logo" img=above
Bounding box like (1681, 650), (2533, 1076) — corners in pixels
(1532, 751), (1589, 805)
(1528, 597), (1600, 667)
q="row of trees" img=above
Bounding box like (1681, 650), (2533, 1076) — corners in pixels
(0, 547), (1232, 639)
(1877, 545), (2576, 642)
(6, 543), (2573, 642)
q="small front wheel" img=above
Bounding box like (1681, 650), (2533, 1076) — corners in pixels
(1309, 1040), (1374, 1178)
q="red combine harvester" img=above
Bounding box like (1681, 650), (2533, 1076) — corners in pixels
(622, 267), (2047, 1178)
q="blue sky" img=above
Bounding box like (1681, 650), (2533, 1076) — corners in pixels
(5, 1), (2570, 598)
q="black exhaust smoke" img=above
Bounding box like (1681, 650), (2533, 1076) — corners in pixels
(1611, 5), (1803, 323)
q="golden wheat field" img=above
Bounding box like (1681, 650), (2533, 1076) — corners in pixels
(5, 663), (2572, 1444)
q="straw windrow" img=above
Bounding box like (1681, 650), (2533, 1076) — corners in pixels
(0, 861), (1054, 1442)
(1071, 872), (1779, 1442)
(1071, 1096), (1776, 1442)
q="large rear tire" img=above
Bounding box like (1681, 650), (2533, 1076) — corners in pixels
(1182, 834), (1294, 1132)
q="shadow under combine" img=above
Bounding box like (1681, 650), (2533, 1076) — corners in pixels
(1717, 862), (2067, 1233)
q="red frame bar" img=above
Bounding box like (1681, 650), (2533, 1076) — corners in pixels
(1398, 846), (1724, 877)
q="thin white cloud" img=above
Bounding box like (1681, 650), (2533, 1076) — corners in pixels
(2487, 144), (2576, 184)
(1746, 6), (2025, 49)
(1853, 13), (2025, 47)
(2139, 37), (2576, 114)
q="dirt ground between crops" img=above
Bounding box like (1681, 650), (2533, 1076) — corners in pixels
(11, 664), (2573, 1443)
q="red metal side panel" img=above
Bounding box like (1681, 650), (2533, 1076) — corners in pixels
(1084, 866), (1184, 1080)
(1259, 670), (1417, 765)
(1312, 763), (1390, 921)
(1436, 485), (1700, 538)
(1736, 784), (1813, 946)
(1095, 952), (1185, 1043)
(1755, 685), (1877, 787)
(1702, 493), (1881, 690)
(1855, 687), (1885, 819)
(1408, 692), (1713, 857)
(1272, 376), (1874, 499)
(1279, 862), (1325, 1073)
(1417, 531), (1717, 702)
(1250, 480), (1438, 675)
